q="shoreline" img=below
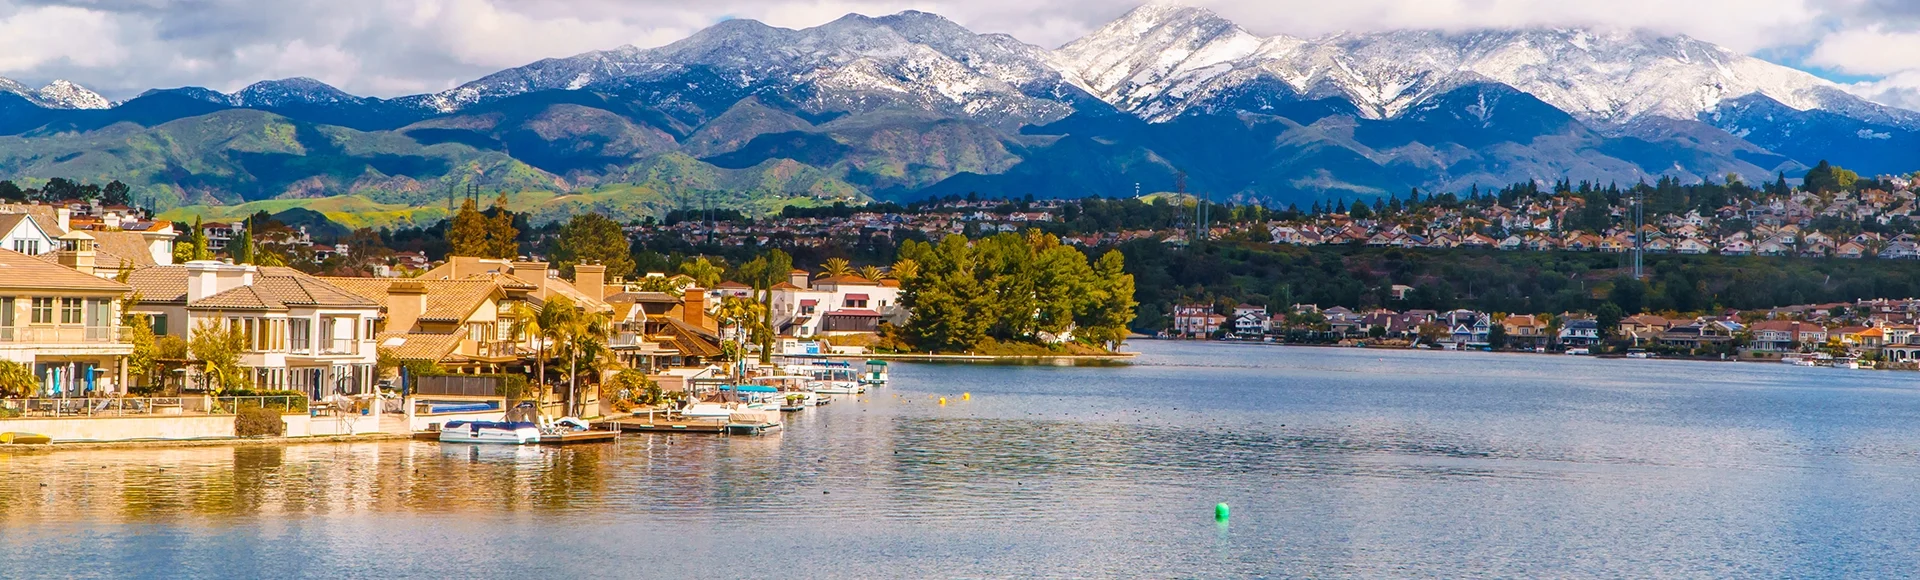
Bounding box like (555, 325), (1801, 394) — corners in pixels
(0, 432), (411, 453)
(1171, 338), (1897, 369)
(829, 352), (1138, 362)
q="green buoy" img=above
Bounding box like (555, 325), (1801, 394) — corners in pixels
(1214, 503), (1230, 522)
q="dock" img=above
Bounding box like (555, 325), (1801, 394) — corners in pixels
(410, 429), (621, 444)
(595, 417), (729, 434)
(536, 430), (619, 444)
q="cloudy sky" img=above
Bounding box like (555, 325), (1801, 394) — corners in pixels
(1, 0), (1917, 109)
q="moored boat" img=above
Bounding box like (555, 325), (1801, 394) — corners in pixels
(860, 360), (890, 385)
(0, 432), (51, 445)
(439, 421), (541, 444)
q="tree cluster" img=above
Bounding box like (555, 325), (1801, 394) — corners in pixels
(0, 178), (133, 206)
(896, 232), (1135, 352)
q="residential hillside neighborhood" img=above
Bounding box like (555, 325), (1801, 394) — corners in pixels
(1170, 298), (1920, 367)
(1260, 175), (1920, 258)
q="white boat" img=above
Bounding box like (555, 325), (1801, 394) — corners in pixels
(860, 360), (890, 385)
(1565, 348), (1591, 355)
(1625, 350), (1653, 359)
(683, 402), (742, 419)
(439, 421), (541, 444)
(785, 362), (865, 394)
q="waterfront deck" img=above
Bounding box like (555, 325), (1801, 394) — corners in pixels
(595, 417), (729, 434)
(412, 430), (620, 443)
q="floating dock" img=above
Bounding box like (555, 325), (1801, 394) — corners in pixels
(596, 417), (729, 434)
(411, 430), (620, 444)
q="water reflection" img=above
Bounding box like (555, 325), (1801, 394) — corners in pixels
(4, 342), (1920, 577)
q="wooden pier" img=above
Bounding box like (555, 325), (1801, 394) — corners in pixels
(596, 417), (729, 434)
(410, 429), (620, 444)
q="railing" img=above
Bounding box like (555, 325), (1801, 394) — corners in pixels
(0, 326), (122, 344)
(0, 397), (187, 418)
(473, 340), (519, 359)
(413, 375), (505, 397)
(212, 395), (308, 414)
(322, 338), (356, 355)
(0, 395), (309, 419)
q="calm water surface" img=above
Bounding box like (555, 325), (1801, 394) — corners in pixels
(4, 342), (1920, 578)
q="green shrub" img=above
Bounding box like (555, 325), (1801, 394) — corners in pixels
(235, 405), (286, 437)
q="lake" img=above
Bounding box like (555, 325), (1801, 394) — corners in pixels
(4, 341), (1919, 578)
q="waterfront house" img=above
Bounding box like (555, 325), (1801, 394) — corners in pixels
(0, 249), (133, 395)
(321, 275), (535, 374)
(126, 261), (382, 399)
(1747, 321), (1827, 352)
(1499, 314), (1547, 348)
(769, 274), (901, 338)
(1231, 304), (1269, 339)
(1558, 319), (1602, 347)
(1172, 304), (1223, 338)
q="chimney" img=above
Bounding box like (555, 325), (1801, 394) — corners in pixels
(185, 260), (223, 302)
(682, 288), (709, 330)
(55, 207), (70, 233)
(387, 280), (428, 333)
(56, 231), (96, 277)
(574, 264), (606, 304)
(511, 260), (549, 294)
(789, 269), (810, 289)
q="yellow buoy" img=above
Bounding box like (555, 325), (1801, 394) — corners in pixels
(938, 397), (947, 405)
(962, 392), (970, 400)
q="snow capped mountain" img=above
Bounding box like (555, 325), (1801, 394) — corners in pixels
(0, 77), (109, 109)
(231, 77), (364, 108)
(1054, 5), (1919, 127)
(422, 11), (1080, 125)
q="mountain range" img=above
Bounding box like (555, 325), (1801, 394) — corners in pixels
(1, 4), (1916, 225)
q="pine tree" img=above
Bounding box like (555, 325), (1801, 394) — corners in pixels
(553, 213), (635, 279)
(486, 193), (520, 259)
(447, 198), (490, 257)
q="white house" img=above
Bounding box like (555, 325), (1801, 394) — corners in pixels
(0, 213), (58, 256)
(770, 273), (903, 338)
(127, 261), (383, 399)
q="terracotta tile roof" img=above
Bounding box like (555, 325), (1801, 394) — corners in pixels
(125, 265), (189, 302)
(0, 249), (129, 293)
(0, 205), (64, 236)
(130, 265), (379, 310)
(376, 332), (463, 361)
(191, 285), (278, 311)
(815, 275), (878, 286)
(607, 291), (679, 304)
(88, 231), (161, 269)
(320, 277), (501, 323)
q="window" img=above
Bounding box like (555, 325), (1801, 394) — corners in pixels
(31, 298), (53, 324)
(60, 298), (81, 325)
(290, 318), (310, 351)
(0, 297), (11, 327)
(11, 239), (37, 254)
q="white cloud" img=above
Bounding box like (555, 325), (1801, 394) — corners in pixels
(1840, 71), (1920, 111)
(1807, 27), (1920, 75)
(0, 5), (128, 70)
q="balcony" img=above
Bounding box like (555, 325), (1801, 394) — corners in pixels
(0, 326), (121, 344)
(472, 340), (520, 359)
(321, 338), (357, 356)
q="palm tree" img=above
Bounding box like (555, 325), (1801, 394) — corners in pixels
(539, 293), (613, 417)
(509, 301), (545, 389)
(856, 265), (884, 282)
(537, 295), (580, 406)
(715, 296), (759, 348)
(819, 257), (852, 278)
(678, 257), (724, 289)
(889, 258), (920, 282)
